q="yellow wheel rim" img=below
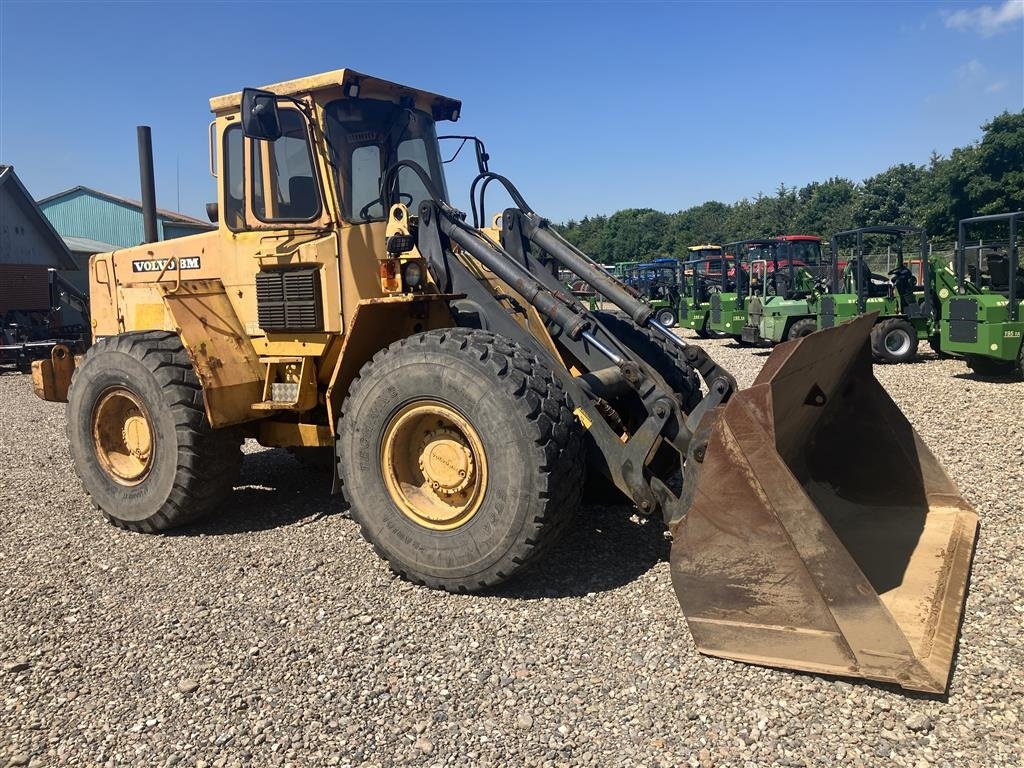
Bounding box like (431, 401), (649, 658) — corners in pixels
(92, 388), (154, 485)
(380, 401), (487, 531)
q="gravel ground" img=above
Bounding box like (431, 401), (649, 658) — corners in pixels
(1, 337), (1022, 768)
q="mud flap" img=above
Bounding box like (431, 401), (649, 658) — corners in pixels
(670, 314), (978, 693)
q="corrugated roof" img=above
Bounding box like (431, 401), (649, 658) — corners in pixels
(63, 235), (120, 254)
(0, 165), (78, 270)
(37, 185), (213, 227)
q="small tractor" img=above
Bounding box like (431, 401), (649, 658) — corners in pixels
(941, 212), (1023, 377)
(677, 246), (724, 338)
(740, 235), (825, 345)
(817, 226), (935, 364)
(630, 258), (681, 327)
(707, 239), (773, 341)
(32, 68), (979, 693)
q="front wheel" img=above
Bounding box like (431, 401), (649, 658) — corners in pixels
(337, 328), (585, 592)
(871, 318), (919, 364)
(654, 307), (677, 328)
(786, 318), (818, 341)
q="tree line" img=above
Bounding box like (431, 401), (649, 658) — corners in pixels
(557, 111), (1024, 263)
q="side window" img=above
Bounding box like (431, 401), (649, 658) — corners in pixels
(252, 109), (321, 222)
(223, 124), (244, 230)
(351, 145), (383, 220)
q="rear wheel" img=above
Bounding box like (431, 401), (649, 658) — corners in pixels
(66, 331), (242, 532)
(871, 318), (919, 364)
(786, 318), (817, 341)
(654, 307), (677, 328)
(337, 328), (585, 591)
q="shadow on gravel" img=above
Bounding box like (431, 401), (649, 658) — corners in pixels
(952, 372), (1022, 384)
(170, 448), (666, 597)
(171, 448), (341, 537)
(488, 505), (669, 599)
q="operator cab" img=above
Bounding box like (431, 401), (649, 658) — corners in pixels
(212, 69), (460, 235)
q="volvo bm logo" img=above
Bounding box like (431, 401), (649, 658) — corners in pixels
(132, 257), (201, 273)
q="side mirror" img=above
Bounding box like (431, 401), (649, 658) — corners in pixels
(241, 88), (282, 141)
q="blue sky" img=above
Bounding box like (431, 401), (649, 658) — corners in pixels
(1, 1), (1021, 223)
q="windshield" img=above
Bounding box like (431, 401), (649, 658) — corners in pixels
(323, 98), (448, 223)
(778, 240), (822, 265)
(689, 248), (721, 262)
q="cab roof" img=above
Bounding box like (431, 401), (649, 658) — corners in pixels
(209, 68), (462, 119)
(687, 243), (722, 251)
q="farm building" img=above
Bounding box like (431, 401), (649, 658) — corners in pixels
(39, 185), (213, 248)
(0, 165), (76, 315)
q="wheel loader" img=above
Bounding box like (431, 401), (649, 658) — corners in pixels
(818, 226), (935, 364)
(944, 212), (1023, 378)
(677, 250), (722, 338)
(741, 235), (827, 345)
(707, 239), (773, 342)
(32, 68), (978, 693)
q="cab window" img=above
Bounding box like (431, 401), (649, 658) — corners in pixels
(251, 109), (321, 222)
(222, 124), (244, 230)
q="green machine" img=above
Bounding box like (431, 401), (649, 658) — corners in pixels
(942, 212), (1023, 377)
(633, 258), (682, 327)
(741, 236), (825, 345)
(677, 255), (723, 338)
(817, 226), (934, 364)
(612, 260), (640, 280)
(708, 240), (773, 341)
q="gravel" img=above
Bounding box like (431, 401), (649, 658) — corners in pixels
(1, 337), (1022, 767)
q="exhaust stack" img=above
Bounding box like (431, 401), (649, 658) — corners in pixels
(137, 126), (159, 244)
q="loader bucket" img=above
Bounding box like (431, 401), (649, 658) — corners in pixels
(670, 314), (978, 693)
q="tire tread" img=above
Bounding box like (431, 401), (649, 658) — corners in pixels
(338, 328), (584, 592)
(66, 331), (241, 532)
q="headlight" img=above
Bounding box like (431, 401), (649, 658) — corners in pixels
(403, 261), (424, 288)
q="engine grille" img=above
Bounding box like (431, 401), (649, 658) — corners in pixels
(948, 298), (978, 343)
(819, 296), (835, 328)
(255, 267), (323, 332)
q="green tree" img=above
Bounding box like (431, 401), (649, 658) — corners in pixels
(552, 111), (1023, 264)
(855, 163), (929, 227)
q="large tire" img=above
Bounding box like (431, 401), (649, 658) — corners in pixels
(337, 328), (585, 592)
(66, 331), (242, 532)
(786, 318), (817, 341)
(871, 318), (919, 364)
(591, 311), (702, 412)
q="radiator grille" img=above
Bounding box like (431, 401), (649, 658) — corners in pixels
(255, 267), (323, 332)
(819, 296), (835, 328)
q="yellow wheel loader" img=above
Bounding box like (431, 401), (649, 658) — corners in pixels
(32, 69), (978, 693)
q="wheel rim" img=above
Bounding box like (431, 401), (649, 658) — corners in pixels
(885, 328), (912, 356)
(657, 310), (675, 326)
(91, 387), (155, 485)
(380, 401), (488, 531)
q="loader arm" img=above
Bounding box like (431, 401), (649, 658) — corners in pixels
(413, 197), (708, 520)
(391, 160), (978, 694)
